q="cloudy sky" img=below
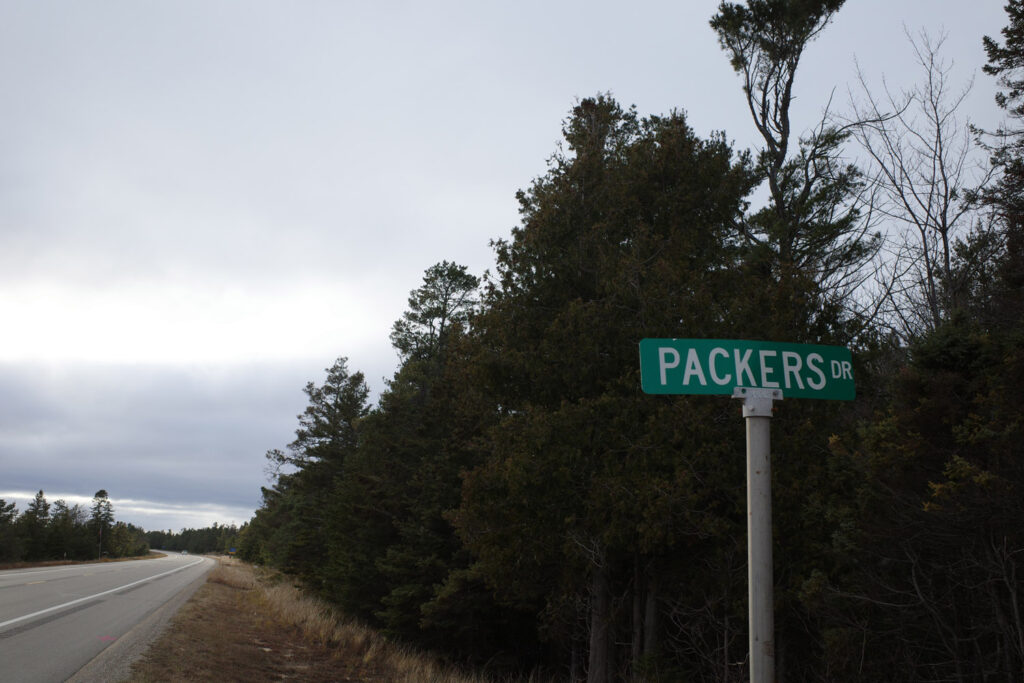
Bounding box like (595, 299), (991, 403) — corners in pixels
(0, 1), (1009, 532)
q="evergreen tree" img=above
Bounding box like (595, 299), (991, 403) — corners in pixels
(47, 500), (91, 560)
(978, 0), (1024, 330)
(107, 521), (149, 557)
(90, 490), (114, 559)
(711, 0), (877, 339)
(708, 3), (893, 676)
(0, 498), (22, 563)
(249, 358), (369, 587)
(981, 0), (1024, 220)
(390, 260), (478, 363)
(327, 262), (494, 654)
(21, 490), (50, 561)
(453, 96), (758, 680)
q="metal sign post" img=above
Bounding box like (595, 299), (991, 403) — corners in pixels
(733, 387), (781, 683)
(639, 339), (855, 683)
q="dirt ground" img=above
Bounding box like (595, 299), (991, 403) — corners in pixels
(126, 565), (389, 682)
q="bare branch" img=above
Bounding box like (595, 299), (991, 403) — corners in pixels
(845, 28), (994, 340)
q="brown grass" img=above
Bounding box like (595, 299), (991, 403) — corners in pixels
(205, 562), (256, 590)
(127, 558), (536, 683)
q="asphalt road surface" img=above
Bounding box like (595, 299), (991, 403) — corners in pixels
(0, 553), (213, 683)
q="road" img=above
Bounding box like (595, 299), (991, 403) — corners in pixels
(0, 553), (213, 683)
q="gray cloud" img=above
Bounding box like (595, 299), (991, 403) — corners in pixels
(1, 361), (325, 515)
(0, 1), (1009, 531)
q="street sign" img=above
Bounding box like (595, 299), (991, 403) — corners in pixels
(640, 338), (855, 682)
(639, 338), (854, 400)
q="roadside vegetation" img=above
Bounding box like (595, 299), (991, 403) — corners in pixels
(0, 552), (162, 571)
(233, 2), (1024, 680)
(129, 558), (547, 683)
(0, 489), (148, 563)
(145, 523), (243, 555)
(0, 490), (242, 565)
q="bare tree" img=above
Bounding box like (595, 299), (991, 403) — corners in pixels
(848, 29), (995, 340)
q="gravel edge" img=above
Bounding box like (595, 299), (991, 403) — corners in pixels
(66, 557), (215, 683)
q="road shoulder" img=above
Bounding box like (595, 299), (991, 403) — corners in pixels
(66, 557), (213, 683)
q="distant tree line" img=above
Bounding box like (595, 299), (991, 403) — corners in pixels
(145, 523), (243, 555)
(237, 2), (1024, 680)
(0, 489), (148, 563)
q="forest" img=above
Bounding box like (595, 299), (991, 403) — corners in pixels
(237, 2), (1024, 681)
(145, 523), (242, 555)
(0, 489), (149, 562)
(0, 489), (242, 561)
(0, 487), (244, 562)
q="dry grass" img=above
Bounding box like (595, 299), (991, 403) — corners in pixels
(127, 557), (538, 683)
(206, 562), (257, 590)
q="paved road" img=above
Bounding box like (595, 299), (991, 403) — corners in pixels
(0, 553), (213, 683)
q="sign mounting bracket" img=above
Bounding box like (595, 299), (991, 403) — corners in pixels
(732, 387), (782, 416)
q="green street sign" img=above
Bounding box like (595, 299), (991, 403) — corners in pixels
(639, 338), (855, 400)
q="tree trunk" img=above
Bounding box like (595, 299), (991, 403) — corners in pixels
(631, 559), (642, 668)
(589, 560), (612, 683)
(643, 568), (658, 659)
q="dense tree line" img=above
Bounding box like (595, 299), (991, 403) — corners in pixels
(238, 2), (1024, 680)
(145, 523), (243, 555)
(0, 489), (148, 563)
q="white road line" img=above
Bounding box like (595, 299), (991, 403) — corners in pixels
(0, 562), (146, 579)
(0, 558), (206, 632)
(1, 566), (105, 579)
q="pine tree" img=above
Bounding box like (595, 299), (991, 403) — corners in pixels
(22, 490), (50, 561)
(90, 490), (114, 559)
(711, 0), (877, 340)
(326, 263), (487, 650)
(0, 498), (22, 562)
(252, 359), (369, 586)
(453, 96), (758, 680)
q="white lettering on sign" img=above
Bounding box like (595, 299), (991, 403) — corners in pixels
(830, 360), (853, 380)
(640, 339), (854, 399)
(807, 353), (826, 390)
(659, 348), (680, 385)
(709, 347), (732, 385)
(656, 346), (842, 392)
(684, 348), (708, 386)
(781, 351), (804, 390)
(734, 349), (755, 385)
(759, 350), (779, 388)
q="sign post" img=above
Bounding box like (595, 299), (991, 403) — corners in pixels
(640, 339), (854, 683)
(734, 387), (781, 683)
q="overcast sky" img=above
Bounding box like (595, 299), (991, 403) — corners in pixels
(0, 1), (1010, 532)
